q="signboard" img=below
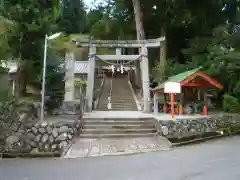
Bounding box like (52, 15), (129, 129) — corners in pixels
(164, 82), (181, 93)
(164, 82), (181, 120)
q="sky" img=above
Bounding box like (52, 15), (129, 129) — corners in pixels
(84, 0), (103, 8)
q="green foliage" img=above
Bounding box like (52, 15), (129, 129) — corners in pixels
(152, 60), (171, 83)
(87, 1), (134, 40)
(164, 24), (240, 112)
(74, 79), (87, 89)
(0, 89), (13, 102)
(222, 94), (240, 113)
(0, 17), (15, 60)
(1, 0), (240, 113)
(0, 0), (62, 98)
(58, 0), (88, 34)
(44, 48), (65, 111)
(0, 68), (13, 102)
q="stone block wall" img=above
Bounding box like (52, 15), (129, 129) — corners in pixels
(156, 114), (240, 139)
(5, 120), (81, 155)
(0, 99), (83, 156)
(61, 101), (81, 115)
(0, 100), (39, 152)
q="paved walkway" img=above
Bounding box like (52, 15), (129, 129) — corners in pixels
(43, 111), (207, 122)
(65, 136), (171, 158)
(67, 111), (207, 158)
(83, 110), (208, 121)
(1, 136), (240, 180)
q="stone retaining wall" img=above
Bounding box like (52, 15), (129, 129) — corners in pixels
(156, 114), (240, 139)
(0, 100), (39, 152)
(0, 100), (83, 156)
(4, 120), (82, 155)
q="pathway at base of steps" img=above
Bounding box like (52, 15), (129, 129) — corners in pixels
(65, 136), (171, 158)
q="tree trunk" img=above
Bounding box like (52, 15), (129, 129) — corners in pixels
(15, 33), (26, 97)
(15, 66), (26, 97)
(159, 25), (167, 82)
(132, 0), (145, 88)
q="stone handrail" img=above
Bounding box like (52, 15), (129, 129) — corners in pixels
(79, 93), (86, 118)
(128, 80), (141, 111)
(94, 74), (106, 109)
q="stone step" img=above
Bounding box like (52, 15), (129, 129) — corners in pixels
(111, 91), (132, 93)
(80, 132), (158, 138)
(96, 109), (137, 111)
(94, 109), (109, 111)
(98, 101), (136, 103)
(81, 128), (156, 134)
(98, 102), (136, 106)
(83, 124), (155, 128)
(111, 103), (136, 106)
(96, 106), (137, 109)
(97, 76), (138, 111)
(111, 101), (134, 103)
(83, 120), (154, 125)
(110, 107), (137, 109)
(98, 102), (136, 108)
(111, 91), (131, 93)
(109, 108), (137, 111)
(97, 106), (137, 109)
(82, 117), (153, 121)
(111, 101), (136, 104)
(110, 106), (137, 108)
(111, 100), (136, 103)
(111, 97), (135, 100)
(111, 99), (134, 101)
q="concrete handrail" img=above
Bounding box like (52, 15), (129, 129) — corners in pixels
(94, 74), (106, 109)
(128, 80), (141, 111)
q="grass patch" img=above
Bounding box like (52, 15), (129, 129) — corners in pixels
(2, 152), (61, 159)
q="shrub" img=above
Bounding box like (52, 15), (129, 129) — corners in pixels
(222, 94), (240, 113)
(0, 89), (13, 102)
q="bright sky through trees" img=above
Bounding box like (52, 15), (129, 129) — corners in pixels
(84, 0), (103, 8)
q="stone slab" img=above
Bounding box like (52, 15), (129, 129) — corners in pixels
(82, 111), (210, 121)
(64, 136), (171, 158)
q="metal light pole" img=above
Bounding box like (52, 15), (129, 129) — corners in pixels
(40, 32), (62, 122)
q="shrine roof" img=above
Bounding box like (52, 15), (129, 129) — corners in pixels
(167, 67), (201, 83)
(152, 67), (223, 92)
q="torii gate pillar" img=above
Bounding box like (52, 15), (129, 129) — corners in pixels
(141, 45), (151, 112)
(86, 45), (96, 112)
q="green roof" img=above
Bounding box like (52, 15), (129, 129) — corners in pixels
(152, 67), (202, 91)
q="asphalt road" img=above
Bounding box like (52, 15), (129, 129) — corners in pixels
(1, 136), (240, 180)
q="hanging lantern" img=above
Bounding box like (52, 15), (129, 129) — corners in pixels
(120, 65), (124, 74)
(111, 65), (115, 73)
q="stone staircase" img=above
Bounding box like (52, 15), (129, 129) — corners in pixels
(97, 74), (137, 111)
(67, 116), (171, 158)
(111, 75), (137, 111)
(80, 117), (158, 138)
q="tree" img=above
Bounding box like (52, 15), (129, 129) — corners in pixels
(58, 0), (88, 34)
(0, 0), (61, 96)
(0, 16), (15, 60)
(131, 0), (145, 88)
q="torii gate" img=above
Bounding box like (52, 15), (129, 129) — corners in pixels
(72, 37), (165, 113)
